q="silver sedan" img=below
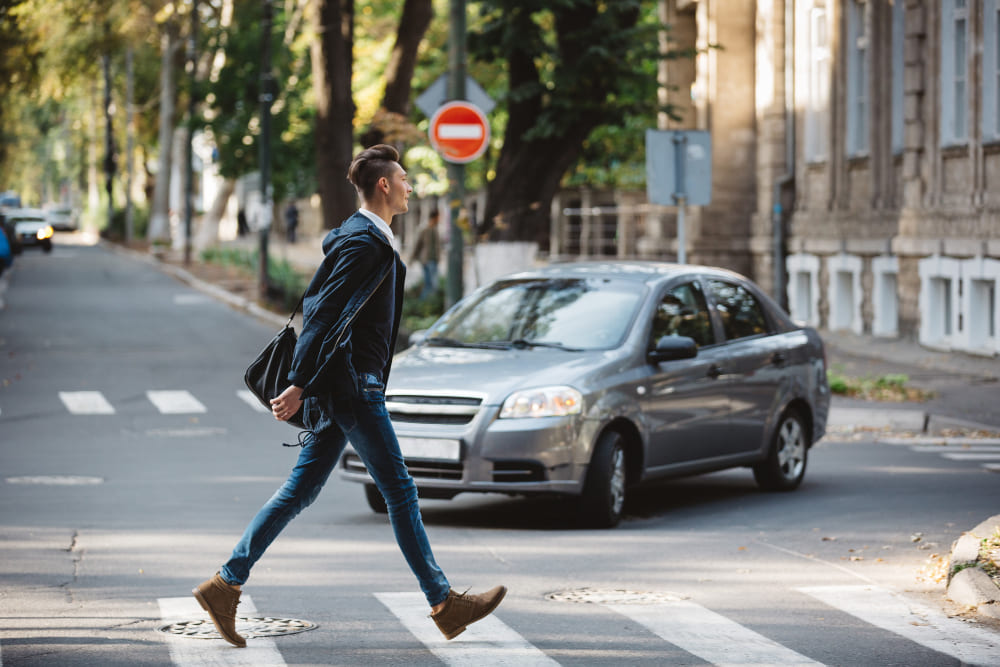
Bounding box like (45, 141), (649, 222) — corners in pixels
(339, 261), (830, 528)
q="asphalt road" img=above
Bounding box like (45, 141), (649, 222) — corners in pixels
(1, 240), (998, 666)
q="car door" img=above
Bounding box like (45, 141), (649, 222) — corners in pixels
(704, 278), (784, 456)
(639, 279), (732, 469)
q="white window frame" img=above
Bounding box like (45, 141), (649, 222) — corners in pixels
(958, 258), (1000, 355)
(786, 253), (821, 327)
(984, 0), (1000, 142)
(826, 254), (863, 334)
(918, 255), (962, 350)
(872, 255), (899, 337)
(940, 0), (971, 146)
(846, 0), (870, 157)
(891, 0), (905, 153)
(805, 5), (831, 162)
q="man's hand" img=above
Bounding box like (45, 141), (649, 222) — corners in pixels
(270, 385), (304, 421)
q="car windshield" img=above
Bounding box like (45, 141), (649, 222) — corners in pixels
(425, 277), (644, 351)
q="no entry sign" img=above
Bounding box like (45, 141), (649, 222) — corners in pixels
(429, 101), (490, 164)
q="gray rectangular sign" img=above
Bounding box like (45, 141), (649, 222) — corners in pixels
(645, 129), (712, 206)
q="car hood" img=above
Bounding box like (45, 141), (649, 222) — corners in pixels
(388, 344), (618, 406)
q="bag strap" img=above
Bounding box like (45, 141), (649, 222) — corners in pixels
(285, 291), (306, 328)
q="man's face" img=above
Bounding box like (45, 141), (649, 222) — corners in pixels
(385, 163), (412, 217)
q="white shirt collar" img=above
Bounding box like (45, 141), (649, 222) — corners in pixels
(358, 208), (394, 243)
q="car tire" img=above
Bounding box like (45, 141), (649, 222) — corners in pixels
(42, 241), (52, 253)
(580, 430), (627, 528)
(364, 483), (388, 514)
(753, 409), (809, 491)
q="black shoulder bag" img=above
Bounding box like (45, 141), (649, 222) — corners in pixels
(244, 293), (306, 429)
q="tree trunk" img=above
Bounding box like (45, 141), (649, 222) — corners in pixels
(361, 0), (433, 147)
(310, 0), (357, 229)
(195, 177), (235, 251)
(148, 25), (178, 242)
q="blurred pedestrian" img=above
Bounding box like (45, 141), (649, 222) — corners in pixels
(236, 208), (249, 237)
(411, 209), (440, 300)
(284, 201), (299, 244)
(192, 144), (506, 648)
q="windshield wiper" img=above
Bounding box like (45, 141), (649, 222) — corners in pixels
(424, 337), (496, 349)
(499, 338), (583, 352)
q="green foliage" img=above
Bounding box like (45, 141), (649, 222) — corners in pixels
(826, 367), (931, 402)
(401, 282), (446, 335)
(199, 244), (307, 312)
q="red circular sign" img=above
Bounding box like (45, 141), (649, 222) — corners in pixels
(429, 101), (490, 164)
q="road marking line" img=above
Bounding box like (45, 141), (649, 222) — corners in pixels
(173, 294), (212, 305)
(911, 445), (1000, 454)
(985, 463), (1000, 472)
(147, 390), (207, 414)
(237, 390), (270, 413)
(59, 391), (115, 414)
(157, 595), (286, 666)
(880, 436), (1000, 446)
(940, 453), (1000, 461)
(607, 601), (821, 666)
(375, 592), (556, 666)
(797, 585), (1000, 665)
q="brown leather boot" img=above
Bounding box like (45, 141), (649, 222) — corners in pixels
(192, 573), (246, 647)
(431, 585), (507, 640)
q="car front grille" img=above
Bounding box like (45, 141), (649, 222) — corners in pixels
(386, 392), (483, 425)
(342, 453), (463, 480)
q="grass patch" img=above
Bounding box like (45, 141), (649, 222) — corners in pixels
(827, 365), (933, 402)
(200, 245), (308, 312)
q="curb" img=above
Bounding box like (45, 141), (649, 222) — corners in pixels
(947, 514), (1000, 621)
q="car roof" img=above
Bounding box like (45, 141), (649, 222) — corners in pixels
(5, 207), (46, 220)
(500, 260), (752, 287)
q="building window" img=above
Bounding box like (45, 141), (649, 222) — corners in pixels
(826, 254), (863, 334)
(872, 255), (899, 337)
(959, 258), (1000, 355)
(984, 0), (1000, 142)
(891, 1), (905, 153)
(919, 255), (962, 350)
(806, 5), (830, 162)
(941, 0), (970, 146)
(786, 254), (820, 326)
(846, 0), (869, 156)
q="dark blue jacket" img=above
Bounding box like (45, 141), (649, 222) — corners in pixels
(287, 212), (405, 412)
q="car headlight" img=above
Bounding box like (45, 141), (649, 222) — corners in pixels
(37, 226), (54, 240)
(499, 386), (583, 419)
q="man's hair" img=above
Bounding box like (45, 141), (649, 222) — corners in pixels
(347, 144), (400, 201)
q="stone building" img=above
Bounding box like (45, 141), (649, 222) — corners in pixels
(634, 0), (1000, 356)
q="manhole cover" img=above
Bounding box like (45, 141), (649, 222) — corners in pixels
(157, 617), (318, 639)
(545, 588), (688, 605)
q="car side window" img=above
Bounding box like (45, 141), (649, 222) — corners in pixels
(706, 279), (770, 341)
(650, 281), (716, 348)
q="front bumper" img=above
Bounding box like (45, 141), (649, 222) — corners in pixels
(338, 395), (589, 496)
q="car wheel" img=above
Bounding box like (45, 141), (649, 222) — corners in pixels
(42, 241), (53, 253)
(580, 430), (627, 528)
(753, 410), (809, 491)
(364, 483), (388, 514)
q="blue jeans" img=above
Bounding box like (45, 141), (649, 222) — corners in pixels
(420, 260), (438, 299)
(220, 373), (451, 606)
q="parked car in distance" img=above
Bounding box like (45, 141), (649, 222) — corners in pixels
(43, 204), (78, 231)
(5, 208), (54, 253)
(339, 261), (830, 528)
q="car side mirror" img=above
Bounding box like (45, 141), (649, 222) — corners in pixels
(647, 335), (698, 363)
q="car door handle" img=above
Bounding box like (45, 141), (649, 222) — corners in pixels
(771, 352), (786, 366)
(707, 364), (723, 379)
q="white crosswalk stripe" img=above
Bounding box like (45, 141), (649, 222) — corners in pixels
(608, 600), (821, 666)
(147, 390), (207, 414)
(157, 596), (286, 667)
(878, 437), (1000, 472)
(375, 592), (557, 666)
(237, 389), (271, 413)
(59, 391), (116, 414)
(798, 585), (1000, 665)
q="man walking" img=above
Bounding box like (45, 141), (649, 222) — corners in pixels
(410, 209), (440, 300)
(193, 144), (506, 647)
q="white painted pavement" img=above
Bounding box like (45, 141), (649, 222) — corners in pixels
(236, 390), (270, 413)
(798, 585), (1000, 666)
(606, 600), (822, 666)
(147, 390), (207, 414)
(375, 592), (557, 666)
(59, 390), (116, 414)
(157, 596), (286, 667)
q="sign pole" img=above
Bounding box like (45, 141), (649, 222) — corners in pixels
(446, 0), (466, 307)
(672, 132), (687, 264)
